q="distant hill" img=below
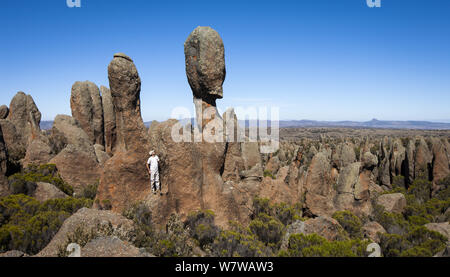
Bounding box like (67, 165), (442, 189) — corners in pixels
(41, 118), (450, 131)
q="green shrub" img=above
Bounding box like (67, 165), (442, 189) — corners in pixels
(8, 164), (73, 196)
(0, 194), (92, 255)
(263, 170), (275, 179)
(249, 213), (285, 246)
(407, 178), (432, 204)
(80, 182), (98, 200)
(285, 233), (369, 257)
(379, 226), (447, 257)
(252, 197), (302, 226)
(212, 224), (271, 257)
(332, 211), (363, 239)
(184, 210), (218, 249)
(372, 204), (410, 235)
(272, 202), (302, 226)
(39, 197), (93, 214)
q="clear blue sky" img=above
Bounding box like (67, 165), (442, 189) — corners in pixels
(1, 0), (449, 122)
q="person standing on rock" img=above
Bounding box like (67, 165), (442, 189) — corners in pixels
(146, 150), (161, 195)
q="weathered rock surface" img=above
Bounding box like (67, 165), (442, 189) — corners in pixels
(94, 144), (110, 166)
(0, 105), (8, 119)
(80, 236), (152, 257)
(362, 221), (386, 243)
(32, 182), (68, 202)
(7, 92), (41, 143)
(414, 138), (432, 179)
(431, 138), (450, 184)
(96, 149), (151, 212)
(185, 26), (225, 130)
(51, 115), (96, 157)
(0, 250), (27, 257)
(107, 53), (148, 152)
(281, 217), (345, 248)
(50, 144), (100, 194)
(23, 137), (54, 167)
(70, 81), (104, 146)
(425, 222), (449, 241)
(362, 151), (378, 170)
(332, 143), (356, 170)
(304, 152), (335, 216)
(0, 124), (7, 174)
(376, 193), (407, 214)
(101, 86), (116, 155)
(36, 208), (137, 257)
(0, 119), (26, 163)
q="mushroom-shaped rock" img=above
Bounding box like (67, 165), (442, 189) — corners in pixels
(184, 26), (226, 131)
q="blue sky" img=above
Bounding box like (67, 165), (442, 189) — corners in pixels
(0, 0), (449, 122)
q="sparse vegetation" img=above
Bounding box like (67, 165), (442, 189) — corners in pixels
(0, 194), (92, 255)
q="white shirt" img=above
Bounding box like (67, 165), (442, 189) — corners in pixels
(147, 155), (159, 172)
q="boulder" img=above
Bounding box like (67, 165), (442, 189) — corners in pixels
(425, 222), (449, 241)
(51, 114), (96, 158)
(107, 53), (148, 152)
(362, 221), (386, 243)
(36, 207), (137, 257)
(80, 236), (152, 257)
(94, 144), (110, 166)
(0, 105), (8, 119)
(70, 81), (104, 146)
(281, 217), (345, 248)
(185, 26), (225, 130)
(0, 250), (27, 257)
(0, 119), (27, 164)
(101, 86), (116, 155)
(50, 144), (100, 195)
(32, 182), (68, 202)
(23, 137), (54, 167)
(376, 193), (407, 214)
(361, 151), (378, 170)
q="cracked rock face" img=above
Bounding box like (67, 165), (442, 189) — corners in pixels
(70, 81), (105, 146)
(107, 53), (147, 152)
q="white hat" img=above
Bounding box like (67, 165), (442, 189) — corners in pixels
(149, 150), (155, 155)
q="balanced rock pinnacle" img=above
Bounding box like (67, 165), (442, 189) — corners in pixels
(70, 81), (105, 146)
(107, 53), (147, 152)
(184, 26), (226, 130)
